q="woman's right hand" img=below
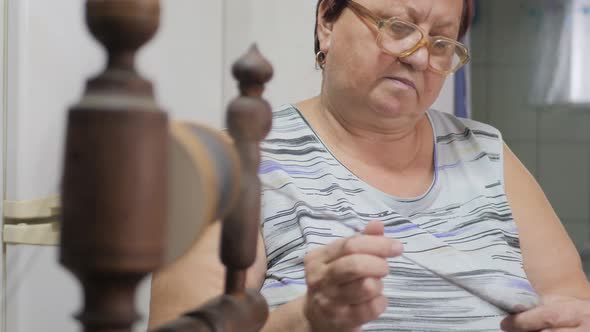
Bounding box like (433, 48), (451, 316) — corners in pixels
(302, 221), (404, 332)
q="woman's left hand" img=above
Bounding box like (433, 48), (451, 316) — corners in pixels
(500, 295), (590, 331)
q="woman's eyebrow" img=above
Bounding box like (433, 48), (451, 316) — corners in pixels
(407, 5), (429, 22)
(433, 20), (458, 30)
(375, 2), (414, 20)
(405, 5), (459, 30)
(431, 21), (460, 38)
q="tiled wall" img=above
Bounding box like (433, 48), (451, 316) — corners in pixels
(470, 0), (590, 275)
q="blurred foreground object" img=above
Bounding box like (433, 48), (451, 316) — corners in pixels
(59, 0), (272, 331)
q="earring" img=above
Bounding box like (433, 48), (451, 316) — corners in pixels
(315, 51), (327, 70)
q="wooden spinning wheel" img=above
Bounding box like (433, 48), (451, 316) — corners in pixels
(59, 1), (273, 331)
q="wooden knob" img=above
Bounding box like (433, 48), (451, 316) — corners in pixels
(232, 45), (273, 97)
(86, 0), (160, 70)
(222, 46), (273, 295)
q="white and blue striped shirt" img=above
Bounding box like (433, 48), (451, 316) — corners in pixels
(259, 105), (537, 331)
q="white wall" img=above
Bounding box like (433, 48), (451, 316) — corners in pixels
(1, 0), (7, 329)
(223, 0), (322, 109)
(4, 0), (100, 330)
(1, 1), (456, 332)
(139, 0), (225, 127)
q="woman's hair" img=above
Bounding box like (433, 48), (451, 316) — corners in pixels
(314, 0), (475, 54)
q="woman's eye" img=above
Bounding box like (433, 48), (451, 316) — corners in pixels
(389, 22), (415, 37)
(434, 42), (447, 49)
(432, 41), (454, 55)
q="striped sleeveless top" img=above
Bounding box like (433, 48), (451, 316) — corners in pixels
(259, 105), (538, 331)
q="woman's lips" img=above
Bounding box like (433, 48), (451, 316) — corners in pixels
(386, 76), (417, 91)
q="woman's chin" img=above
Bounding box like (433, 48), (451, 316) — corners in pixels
(367, 88), (420, 118)
(370, 98), (413, 118)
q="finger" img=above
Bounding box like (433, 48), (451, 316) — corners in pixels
(314, 235), (403, 264)
(306, 251), (389, 290)
(500, 304), (581, 331)
(319, 294), (388, 329)
(308, 289), (387, 330)
(363, 221), (385, 236)
(324, 277), (384, 305)
(347, 294), (389, 327)
(540, 328), (586, 332)
(325, 254), (389, 284)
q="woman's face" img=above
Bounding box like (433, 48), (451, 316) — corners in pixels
(318, 0), (463, 122)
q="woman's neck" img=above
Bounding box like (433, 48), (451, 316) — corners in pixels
(296, 96), (433, 174)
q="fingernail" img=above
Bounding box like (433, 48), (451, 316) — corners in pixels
(391, 242), (404, 256)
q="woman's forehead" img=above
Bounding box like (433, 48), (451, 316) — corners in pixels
(358, 0), (463, 24)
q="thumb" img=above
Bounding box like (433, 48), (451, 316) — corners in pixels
(363, 220), (384, 236)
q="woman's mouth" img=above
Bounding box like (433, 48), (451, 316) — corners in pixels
(386, 76), (417, 91)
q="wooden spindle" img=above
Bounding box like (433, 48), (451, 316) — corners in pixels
(60, 1), (167, 332)
(151, 45), (273, 332)
(222, 45), (273, 296)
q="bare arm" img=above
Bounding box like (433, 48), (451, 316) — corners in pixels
(148, 220), (313, 331)
(148, 219), (400, 332)
(503, 143), (590, 299)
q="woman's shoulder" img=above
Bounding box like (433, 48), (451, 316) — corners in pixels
(427, 109), (503, 144)
(263, 104), (310, 140)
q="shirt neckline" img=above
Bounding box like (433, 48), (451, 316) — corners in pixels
(287, 104), (441, 216)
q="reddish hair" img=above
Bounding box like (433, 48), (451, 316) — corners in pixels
(314, 0), (474, 54)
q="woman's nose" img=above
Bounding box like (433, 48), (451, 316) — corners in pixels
(398, 45), (429, 72)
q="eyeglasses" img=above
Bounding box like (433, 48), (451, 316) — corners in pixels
(345, 0), (470, 76)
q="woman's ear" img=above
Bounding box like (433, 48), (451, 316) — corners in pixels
(316, 1), (335, 52)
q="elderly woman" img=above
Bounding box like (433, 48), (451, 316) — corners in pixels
(150, 0), (590, 331)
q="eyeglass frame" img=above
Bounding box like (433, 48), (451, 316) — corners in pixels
(344, 0), (471, 76)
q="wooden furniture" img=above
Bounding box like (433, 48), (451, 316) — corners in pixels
(59, 1), (272, 331)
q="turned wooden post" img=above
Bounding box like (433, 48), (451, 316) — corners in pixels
(222, 44), (273, 296)
(60, 1), (167, 332)
(152, 46), (273, 332)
